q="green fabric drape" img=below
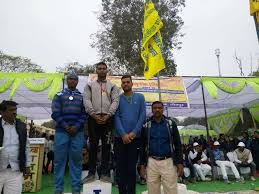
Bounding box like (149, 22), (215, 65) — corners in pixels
(208, 109), (240, 134)
(201, 77), (259, 99)
(0, 73), (64, 100)
(248, 102), (259, 123)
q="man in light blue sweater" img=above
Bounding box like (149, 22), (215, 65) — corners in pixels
(115, 75), (146, 194)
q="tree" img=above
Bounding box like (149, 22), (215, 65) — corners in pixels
(41, 120), (55, 129)
(251, 70), (259, 76)
(92, 0), (185, 75)
(56, 62), (95, 75)
(0, 51), (44, 72)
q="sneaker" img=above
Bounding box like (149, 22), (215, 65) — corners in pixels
(204, 177), (211, 181)
(251, 176), (256, 181)
(100, 175), (112, 183)
(236, 177), (245, 183)
(81, 174), (95, 184)
(139, 177), (146, 185)
(224, 179), (230, 184)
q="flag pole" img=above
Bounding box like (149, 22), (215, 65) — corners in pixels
(157, 72), (162, 101)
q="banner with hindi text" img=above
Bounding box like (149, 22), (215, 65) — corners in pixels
(88, 75), (189, 108)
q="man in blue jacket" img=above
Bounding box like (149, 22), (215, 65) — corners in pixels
(115, 75), (146, 194)
(139, 101), (183, 194)
(51, 71), (87, 194)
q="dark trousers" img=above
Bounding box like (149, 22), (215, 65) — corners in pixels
(88, 117), (112, 176)
(115, 138), (139, 194)
(235, 162), (256, 176)
(45, 150), (54, 173)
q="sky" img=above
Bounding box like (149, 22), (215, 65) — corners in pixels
(0, 0), (258, 76)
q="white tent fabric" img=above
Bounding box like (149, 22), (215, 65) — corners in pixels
(0, 76), (258, 120)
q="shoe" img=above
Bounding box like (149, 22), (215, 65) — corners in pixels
(54, 192), (63, 194)
(250, 176), (256, 181)
(224, 179), (230, 184)
(100, 175), (112, 183)
(190, 177), (196, 183)
(204, 177), (211, 181)
(236, 177), (245, 183)
(72, 192), (80, 194)
(81, 174), (95, 184)
(139, 177), (146, 185)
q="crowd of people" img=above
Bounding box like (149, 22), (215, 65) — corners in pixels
(0, 62), (258, 194)
(181, 132), (259, 184)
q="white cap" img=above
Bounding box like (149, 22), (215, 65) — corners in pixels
(193, 142), (199, 147)
(237, 142), (245, 147)
(213, 141), (220, 146)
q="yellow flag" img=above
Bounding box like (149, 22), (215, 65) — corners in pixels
(141, 0), (165, 80)
(250, 0), (259, 16)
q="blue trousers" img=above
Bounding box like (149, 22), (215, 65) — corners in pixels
(54, 131), (84, 193)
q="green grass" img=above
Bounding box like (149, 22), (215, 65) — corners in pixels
(24, 174), (259, 194)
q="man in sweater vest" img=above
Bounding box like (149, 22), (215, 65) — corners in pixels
(0, 100), (31, 194)
(233, 142), (256, 181)
(188, 142), (211, 181)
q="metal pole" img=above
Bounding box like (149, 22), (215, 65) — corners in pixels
(217, 56), (221, 77)
(253, 14), (259, 43)
(157, 72), (162, 101)
(215, 49), (221, 77)
(201, 79), (210, 140)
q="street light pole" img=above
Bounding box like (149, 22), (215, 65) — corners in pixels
(215, 49), (221, 77)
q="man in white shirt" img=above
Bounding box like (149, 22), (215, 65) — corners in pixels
(188, 142), (211, 181)
(233, 142), (256, 181)
(0, 100), (31, 194)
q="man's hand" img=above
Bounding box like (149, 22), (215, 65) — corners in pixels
(101, 114), (110, 124)
(139, 165), (146, 179)
(176, 164), (184, 177)
(65, 126), (76, 136)
(23, 167), (31, 179)
(128, 132), (136, 141)
(92, 114), (103, 124)
(197, 160), (202, 165)
(122, 134), (131, 144)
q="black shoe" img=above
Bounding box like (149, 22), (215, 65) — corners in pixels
(81, 174), (95, 184)
(139, 177), (146, 185)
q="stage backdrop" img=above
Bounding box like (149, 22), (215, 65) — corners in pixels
(88, 74), (190, 108)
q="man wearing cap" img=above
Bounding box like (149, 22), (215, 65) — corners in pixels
(233, 142), (256, 181)
(212, 141), (242, 183)
(188, 142), (211, 181)
(51, 71), (87, 194)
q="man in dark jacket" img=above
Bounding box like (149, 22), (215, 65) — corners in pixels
(0, 100), (31, 194)
(139, 101), (183, 194)
(251, 130), (259, 172)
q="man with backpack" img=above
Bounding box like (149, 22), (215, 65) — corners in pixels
(139, 101), (183, 194)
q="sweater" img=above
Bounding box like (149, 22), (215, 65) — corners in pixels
(115, 93), (146, 137)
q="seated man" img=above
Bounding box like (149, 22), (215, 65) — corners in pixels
(233, 142), (256, 181)
(212, 141), (243, 183)
(188, 142), (211, 181)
